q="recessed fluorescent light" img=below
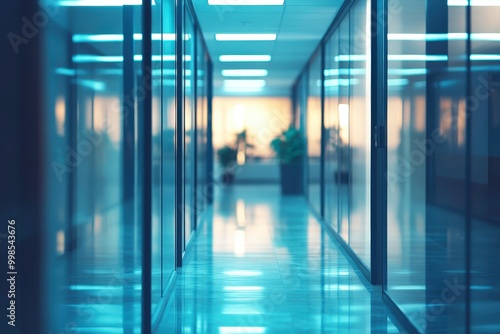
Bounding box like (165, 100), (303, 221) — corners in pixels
(388, 33), (467, 41)
(209, 0), (284, 5)
(448, 0), (500, 5)
(219, 55), (271, 62)
(59, 0), (155, 6)
(72, 54), (190, 63)
(470, 54), (500, 60)
(224, 80), (265, 88)
(216, 34), (276, 41)
(72, 33), (188, 43)
(221, 69), (268, 77)
(388, 55), (448, 61)
(335, 54), (448, 62)
(389, 33), (500, 41)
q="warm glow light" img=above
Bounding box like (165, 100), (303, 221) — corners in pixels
(55, 97), (66, 135)
(237, 150), (246, 165)
(216, 34), (276, 41)
(339, 104), (349, 143)
(234, 229), (246, 257)
(234, 104), (246, 133)
(56, 231), (65, 255)
(219, 55), (271, 62)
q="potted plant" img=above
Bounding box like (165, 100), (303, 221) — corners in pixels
(270, 126), (304, 195)
(216, 145), (238, 184)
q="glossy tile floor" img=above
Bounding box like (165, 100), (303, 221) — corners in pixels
(157, 185), (401, 333)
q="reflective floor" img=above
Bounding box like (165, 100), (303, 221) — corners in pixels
(157, 185), (401, 333)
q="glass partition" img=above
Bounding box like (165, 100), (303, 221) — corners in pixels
(470, 3), (500, 331)
(324, 29), (340, 233)
(38, 0), (211, 331)
(184, 10), (196, 247)
(386, 1), (468, 331)
(348, 0), (370, 266)
(42, 3), (145, 332)
(307, 53), (322, 214)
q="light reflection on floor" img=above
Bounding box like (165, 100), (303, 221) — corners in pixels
(157, 185), (400, 333)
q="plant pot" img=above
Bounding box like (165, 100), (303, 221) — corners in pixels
(221, 171), (235, 185)
(280, 163), (303, 195)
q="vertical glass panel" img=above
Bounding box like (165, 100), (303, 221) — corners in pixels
(42, 2), (144, 332)
(196, 40), (207, 219)
(307, 54), (322, 214)
(152, 0), (162, 314)
(338, 14), (350, 246)
(299, 73), (309, 195)
(162, 0), (177, 293)
(386, 3), (428, 329)
(470, 3), (500, 332)
(349, 0), (370, 266)
(387, 1), (467, 331)
(325, 30), (340, 233)
(184, 10), (196, 247)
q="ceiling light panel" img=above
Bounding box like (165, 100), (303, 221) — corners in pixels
(221, 69), (268, 77)
(215, 34), (277, 41)
(219, 55), (271, 62)
(209, 0), (284, 5)
(59, 0), (155, 6)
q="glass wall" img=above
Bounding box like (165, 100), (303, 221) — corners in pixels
(43, 4), (147, 333)
(307, 53), (322, 214)
(324, 29), (340, 234)
(184, 9), (196, 248)
(196, 35), (209, 224)
(297, 0), (499, 331)
(348, 0), (370, 266)
(386, 1), (470, 332)
(469, 3), (500, 332)
(12, 0), (213, 332)
(161, 0), (177, 307)
(302, 0), (371, 268)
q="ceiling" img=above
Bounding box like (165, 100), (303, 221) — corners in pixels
(191, 0), (344, 96)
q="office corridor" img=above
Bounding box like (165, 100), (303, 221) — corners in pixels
(157, 185), (399, 333)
